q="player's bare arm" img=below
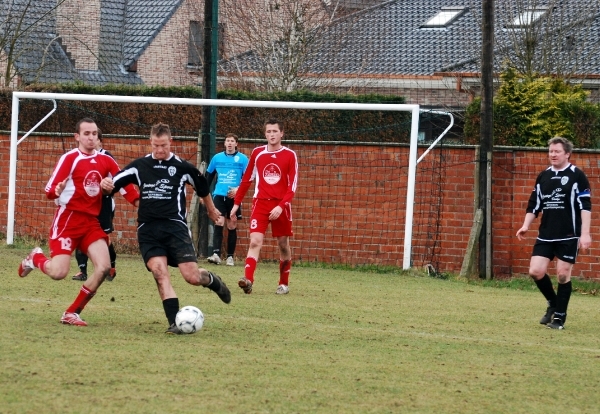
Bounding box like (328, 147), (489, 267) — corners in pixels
(101, 177), (114, 195)
(579, 210), (592, 251)
(227, 186), (238, 199)
(202, 195), (221, 222)
(54, 178), (68, 197)
(269, 206), (283, 221)
(230, 204), (240, 220)
(516, 212), (536, 241)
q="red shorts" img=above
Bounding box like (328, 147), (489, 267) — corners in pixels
(48, 208), (108, 257)
(249, 198), (293, 237)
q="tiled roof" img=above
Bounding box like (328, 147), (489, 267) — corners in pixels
(1, 0), (182, 86)
(220, 0), (600, 77)
(122, 0), (183, 67)
(450, 11), (600, 75)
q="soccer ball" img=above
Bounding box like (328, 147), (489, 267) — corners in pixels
(175, 306), (204, 334)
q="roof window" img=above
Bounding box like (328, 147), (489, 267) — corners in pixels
(507, 8), (548, 28)
(421, 7), (466, 28)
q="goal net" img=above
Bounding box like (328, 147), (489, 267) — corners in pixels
(7, 92), (451, 270)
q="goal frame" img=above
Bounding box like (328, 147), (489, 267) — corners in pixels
(8, 91), (420, 269)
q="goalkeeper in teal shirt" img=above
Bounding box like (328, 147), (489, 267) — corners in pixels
(206, 133), (249, 266)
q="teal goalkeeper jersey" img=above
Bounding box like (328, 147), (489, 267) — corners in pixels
(206, 151), (249, 197)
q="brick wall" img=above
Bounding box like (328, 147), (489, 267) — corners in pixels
(56, 0), (100, 71)
(2, 134), (599, 279)
(136, 1), (202, 86)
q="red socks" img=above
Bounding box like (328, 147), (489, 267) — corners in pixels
(244, 257), (291, 285)
(279, 260), (291, 286)
(244, 256), (257, 283)
(32, 252), (50, 274)
(66, 285), (96, 314)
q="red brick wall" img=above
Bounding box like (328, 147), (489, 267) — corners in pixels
(2, 133), (599, 279)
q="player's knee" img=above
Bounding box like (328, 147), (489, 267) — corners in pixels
(249, 241), (262, 251)
(150, 265), (169, 281)
(277, 239), (290, 252)
(177, 263), (203, 286)
(182, 270), (202, 286)
(249, 236), (263, 250)
(100, 266), (111, 279)
(49, 269), (69, 280)
(279, 245), (290, 256)
(528, 268), (545, 280)
(557, 274), (570, 284)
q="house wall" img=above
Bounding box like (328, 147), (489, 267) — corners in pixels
(218, 0), (332, 59)
(56, 0), (101, 71)
(3, 134), (599, 279)
(136, 0), (203, 86)
(586, 88), (600, 103)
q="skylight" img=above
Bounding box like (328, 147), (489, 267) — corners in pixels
(508, 8), (548, 28)
(422, 7), (466, 28)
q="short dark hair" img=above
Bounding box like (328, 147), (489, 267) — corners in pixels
(264, 118), (284, 132)
(97, 127), (103, 142)
(150, 123), (171, 138)
(75, 118), (96, 133)
(225, 133), (239, 142)
(548, 136), (573, 155)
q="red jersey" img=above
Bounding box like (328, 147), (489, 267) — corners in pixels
(235, 145), (298, 208)
(45, 148), (139, 216)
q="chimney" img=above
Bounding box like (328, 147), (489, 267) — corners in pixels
(56, 0), (101, 71)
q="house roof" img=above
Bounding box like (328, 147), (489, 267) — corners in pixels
(1, 0), (183, 86)
(448, 11), (600, 76)
(122, 0), (184, 68)
(220, 0), (600, 78)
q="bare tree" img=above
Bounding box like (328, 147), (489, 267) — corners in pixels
(495, 0), (600, 78)
(217, 0), (362, 92)
(0, 0), (71, 88)
(436, 0), (600, 118)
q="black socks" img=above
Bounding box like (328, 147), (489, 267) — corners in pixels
(534, 274), (557, 308)
(227, 229), (237, 257)
(555, 281), (572, 320)
(213, 226), (223, 255)
(162, 297), (180, 326)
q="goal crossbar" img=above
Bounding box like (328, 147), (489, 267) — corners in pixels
(8, 91), (420, 269)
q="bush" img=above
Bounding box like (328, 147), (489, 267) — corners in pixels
(0, 85), (410, 143)
(464, 69), (600, 148)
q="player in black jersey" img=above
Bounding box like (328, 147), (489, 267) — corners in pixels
(73, 129), (118, 282)
(101, 123), (231, 334)
(516, 136), (591, 330)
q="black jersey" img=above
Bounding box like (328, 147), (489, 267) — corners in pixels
(112, 153), (210, 224)
(526, 163), (591, 241)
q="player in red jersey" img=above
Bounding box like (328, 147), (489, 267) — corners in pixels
(17, 118), (139, 326)
(230, 118), (298, 295)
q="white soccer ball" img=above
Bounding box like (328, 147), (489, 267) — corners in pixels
(175, 306), (204, 334)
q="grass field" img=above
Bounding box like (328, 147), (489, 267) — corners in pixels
(2, 246), (600, 414)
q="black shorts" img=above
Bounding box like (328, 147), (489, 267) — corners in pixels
(532, 239), (579, 264)
(138, 220), (197, 268)
(213, 195), (242, 220)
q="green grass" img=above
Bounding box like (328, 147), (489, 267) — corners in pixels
(2, 247), (600, 413)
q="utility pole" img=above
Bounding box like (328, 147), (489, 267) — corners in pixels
(199, 0), (219, 257)
(479, 0), (494, 280)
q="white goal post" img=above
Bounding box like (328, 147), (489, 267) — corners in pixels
(8, 91), (423, 268)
